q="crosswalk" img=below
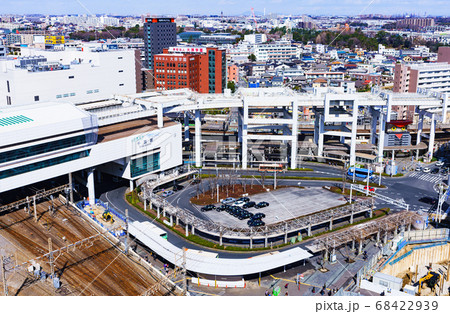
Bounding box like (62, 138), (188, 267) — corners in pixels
(408, 171), (446, 184)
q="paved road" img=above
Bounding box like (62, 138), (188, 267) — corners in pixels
(99, 163), (444, 258)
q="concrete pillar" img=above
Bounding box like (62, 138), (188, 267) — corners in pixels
(376, 230), (380, 243)
(350, 207), (354, 224)
(68, 172), (74, 203)
(290, 101), (298, 169)
(157, 104), (163, 128)
(219, 228), (223, 246)
(170, 215), (173, 226)
(242, 99), (248, 169)
(358, 240), (363, 255)
(428, 113), (436, 160)
(394, 227), (398, 237)
(377, 112), (385, 163)
(185, 224), (189, 237)
(184, 112), (190, 141)
(384, 232), (388, 244)
(308, 223), (312, 237)
(250, 237), (253, 249)
(162, 205), (166, 217)
(87, 168), (96, 206)
(129, 180), (134, 191)
(408, 224), (411, 232)
(264, 226), (268, 247)
(417, 112), (424, 146)
(370, 112), (378, 145)
(176, 215), (179, 226)
(351, 239), (355, 251)
(284, 223), (288, 244)
(195, 109), (202, 167)
(349, 101), (358, 166)
(191, 225), (195, 235)
(157, 207), (160, 218)
(318, 115), (324, 157)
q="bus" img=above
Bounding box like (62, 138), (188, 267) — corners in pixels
(258, 163), (284, 172)
(347, 167), (374, 179)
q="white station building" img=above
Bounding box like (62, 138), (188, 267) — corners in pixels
(0, 101), (182, 204)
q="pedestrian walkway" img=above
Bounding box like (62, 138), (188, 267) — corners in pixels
(408, 171), (444, 184)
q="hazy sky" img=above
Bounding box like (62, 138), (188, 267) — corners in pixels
(1, 0), (448, 16)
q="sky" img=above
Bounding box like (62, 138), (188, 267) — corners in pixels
(0, 0), (449, 17)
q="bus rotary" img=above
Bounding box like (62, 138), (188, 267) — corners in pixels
(347, 167), (374, 180)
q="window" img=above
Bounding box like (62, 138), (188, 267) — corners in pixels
(0, 150), (91, 180)
(6, 80), (10, 93)
(0, 134), (88, 164)
(6, 96), (11, 105)
(56, 95), (62, 99)
(118, 70), (123, 73)
(118, 56), (123, 59)
(119, 83), (124, 86)
(34, 96), (39, 102)
(68, 76), (74, 79)
(70, 93), (75, 97)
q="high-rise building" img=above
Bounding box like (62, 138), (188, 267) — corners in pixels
(154, 46), (226, 94)
(143, 17), (177, 70)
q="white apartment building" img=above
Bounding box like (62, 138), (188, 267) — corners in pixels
(394, 62), (450, 93)
(255, 40), (298, 62)
(244, 34), (267, 44)
(0, 46), (138, 107)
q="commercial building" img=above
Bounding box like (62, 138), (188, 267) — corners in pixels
(0, 100), (182, 204)
(143, 17), (177, 70)
(243, 34), (267, 44)
(154, 46), (226, 93)
(0, 45), (6, 57)
(227, 64), (239, 83)
(0, 46), (139, 107)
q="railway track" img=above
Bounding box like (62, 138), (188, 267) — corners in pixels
(0, 199), (163, 295)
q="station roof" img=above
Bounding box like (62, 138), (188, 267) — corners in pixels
(130, 221), (312, 276)
(0, 102), (95, 148)
(97, 116), (177, 143)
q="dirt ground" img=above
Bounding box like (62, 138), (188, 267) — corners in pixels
(191, 183), (284, 205)
(0, 198), (168, 296)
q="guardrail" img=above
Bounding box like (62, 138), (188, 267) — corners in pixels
(142, 183), (373, 244)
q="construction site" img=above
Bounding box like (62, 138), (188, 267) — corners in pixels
(0, 187), (182, 296)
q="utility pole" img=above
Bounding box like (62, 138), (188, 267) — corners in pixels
(182, 247), (187, 296)
(1, 256), (8, 296)
(125, 208), (129, 254)
(48, 238), (54, 278)
(33, 195), (37, 222)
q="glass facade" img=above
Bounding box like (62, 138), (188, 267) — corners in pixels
(130, 152), (160, 178)
(0, 150), (90, 179)
(0, 134), (87, 164)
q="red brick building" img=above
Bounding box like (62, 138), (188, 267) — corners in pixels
(154, 46), (226, 93)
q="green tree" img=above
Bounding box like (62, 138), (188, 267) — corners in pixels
(227, 81), (236, 93)
(248, 54), (256, 62)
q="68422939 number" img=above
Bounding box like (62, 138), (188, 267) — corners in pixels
(375, 300), (438, 311)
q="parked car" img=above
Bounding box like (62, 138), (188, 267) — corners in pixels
(201, 204), (216, 212)
(436, 160), (444, 167)
(252, 213), (266, 220)
(423, 167), (431, 173)
(216, 204), (227, 212)
(419, 196), (437, 205)
(222, 197), (236, 204)
(233, 200), (247, 208)
(415, 166), (422, 171)
(243, 201), (256, 209)
(431, 168), (440, 174)
(161, 190), (174, 197)
(247, 219), (265, 227)
(363, 186), (375, 192)
(173, 184), (184, 191)
(255, 201), (269, 209)
(237, 197), (250, 203)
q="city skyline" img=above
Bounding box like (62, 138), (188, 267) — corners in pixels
(0, 0), (449, 17)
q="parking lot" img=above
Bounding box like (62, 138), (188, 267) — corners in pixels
(199, 187), (348, 228)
